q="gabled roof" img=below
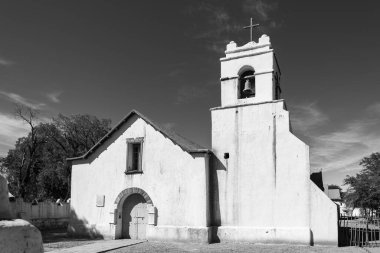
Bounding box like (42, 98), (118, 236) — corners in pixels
(310, 171), (325, 192)
(67, 110), (210, 161)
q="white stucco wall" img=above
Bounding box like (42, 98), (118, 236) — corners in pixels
(212, 102), (276, 227)
(211, 100), (337, 245)
(274, 102), (310, 229)
(220, 35), (279, 107)
(69, 115), (210, 241)
(212, 101), (310, 244)
(310, 182), (338, 246)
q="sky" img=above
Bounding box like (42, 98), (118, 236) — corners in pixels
(0, 0), (379, 188)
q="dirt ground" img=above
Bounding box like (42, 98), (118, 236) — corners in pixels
(41, 229), (369, 253)
(106, 241), (367, 253)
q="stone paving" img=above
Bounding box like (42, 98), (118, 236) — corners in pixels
(46, 239), (143, 253)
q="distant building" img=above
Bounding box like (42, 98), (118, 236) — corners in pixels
(310, 171), (324, 192)
(324, 186), (342, 202)
(310, 171), (346, 215)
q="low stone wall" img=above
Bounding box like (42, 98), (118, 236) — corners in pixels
(9, 198), (70, 230)
(0, 219), (43, 253)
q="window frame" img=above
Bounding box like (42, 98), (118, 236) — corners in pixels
(125, 137), (144, 174)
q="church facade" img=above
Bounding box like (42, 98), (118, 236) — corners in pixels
(68, 34), (338, 245)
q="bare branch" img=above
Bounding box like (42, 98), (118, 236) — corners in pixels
(14, 103), (39, 129)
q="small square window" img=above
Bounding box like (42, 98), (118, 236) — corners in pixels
(126, 138), (143, 173)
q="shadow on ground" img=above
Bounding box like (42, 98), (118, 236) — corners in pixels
(42, 228), (102, 243)
(42, 228), (103, 252)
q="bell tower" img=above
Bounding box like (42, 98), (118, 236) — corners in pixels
(209, 33), (321, 244)
(219, 34), (281, 107)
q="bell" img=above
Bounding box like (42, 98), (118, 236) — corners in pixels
(243, 79), (254, 95)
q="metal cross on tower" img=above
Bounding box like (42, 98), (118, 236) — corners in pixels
(243, 18), (260, 42)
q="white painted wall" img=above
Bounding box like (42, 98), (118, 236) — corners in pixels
(212, 99), (337, 245)
(212, 101), (313, 244)
(220, 35), (279, 107)
(212, 102), (277, 227)
(310, 183), (338, 245)
(69, 115), (210, 241)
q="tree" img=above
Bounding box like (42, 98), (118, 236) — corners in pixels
(34, 123), (69, 200)
(344, 152), (380, 215)
(2, 108), (112, 201)
(53, 114), (111, 157)
(51, 114), (111, 199)
(2, 105), (44, 200)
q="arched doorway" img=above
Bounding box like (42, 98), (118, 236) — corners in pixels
(121, 194), (148, 239)
(114, 187), (154, 240)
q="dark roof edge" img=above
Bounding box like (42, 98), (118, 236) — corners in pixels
(188, 149), (211, 154)
(66, 110), (210, 162)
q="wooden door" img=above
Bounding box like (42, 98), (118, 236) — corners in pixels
(121, 194), (147, 239)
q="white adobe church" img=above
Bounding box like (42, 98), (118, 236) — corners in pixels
(68, 34), (338, 245)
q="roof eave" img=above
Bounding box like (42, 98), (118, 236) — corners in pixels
(66, 110), (210, 162)
(189, 149), (212, 154)
(67, 149), (212, 162)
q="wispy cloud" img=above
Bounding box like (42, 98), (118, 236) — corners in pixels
(167, 69), (184, 78)
(242, 0), (281, 29)
(0, 112), (30, 156)
(187, 2), (240, 54)
(0, 58), (13, 66)
(0, 90), (46, 110)
(46, 91), (62, 103)
(290, 102), (328, 135)
(290, 102), (380, 174)
(366, 102), (380, 114)
(161, 122), (178, 131)
(187, 1), (281, 54)
(175, 85), (208, 104)
(311, 118), (380, 175)
(243, 0), (278, 21)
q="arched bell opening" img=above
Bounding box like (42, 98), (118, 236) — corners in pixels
(238, 69), (255, 99)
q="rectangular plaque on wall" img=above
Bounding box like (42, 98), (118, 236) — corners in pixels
(96, 195), (105, 207)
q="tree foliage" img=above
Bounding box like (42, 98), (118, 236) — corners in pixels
(1, 106), (111, 201)
(344, 152), (380, 212)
